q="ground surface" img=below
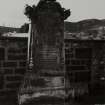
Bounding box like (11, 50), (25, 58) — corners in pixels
(0, 94), (105, 105)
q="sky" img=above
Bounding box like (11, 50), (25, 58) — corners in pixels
(0, 0), (105, 27)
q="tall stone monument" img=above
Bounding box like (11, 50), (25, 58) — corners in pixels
(18, 0), (70, 105)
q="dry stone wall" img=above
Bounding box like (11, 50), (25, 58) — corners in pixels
(0, 36), (105, 96)
(0, 37), (28, 96)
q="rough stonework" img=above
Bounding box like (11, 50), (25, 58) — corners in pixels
(0, 37), (27, 94)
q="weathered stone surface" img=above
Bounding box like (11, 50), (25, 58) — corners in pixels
(8, 48), (27, 54)
(0, 90), (16, 96)
(66, 65), (86, 71)
(6, 75), (23, 82)
(0, 75), (4, 89)
(19, 62), (27, 67)
(15, 68), (26, 75)
(0, 48), (5, 61)
(75, 48), (92, 59)
(0, 37), (28, 96)
(4, 69), (13, 74)
(6, 82), (21, 89)
(8, 54), (27, 60)
(3, 61), (17, 68)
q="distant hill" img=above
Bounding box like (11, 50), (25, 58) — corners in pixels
(1, 19), (105, 36)
(65, 19), (105, 33)
(0, 26), (20, 35)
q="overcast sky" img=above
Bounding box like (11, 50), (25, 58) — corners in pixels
(0, 0), (105, 27)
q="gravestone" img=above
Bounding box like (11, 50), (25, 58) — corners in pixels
(18, 0), (70, 105)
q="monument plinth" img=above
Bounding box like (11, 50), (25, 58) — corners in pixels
(18, 0), (70, 105)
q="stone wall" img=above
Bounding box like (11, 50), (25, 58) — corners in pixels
(65, 40), (105, 95)
(0, 36), (28, 96)
(65, 40), (92, 83)
(0, 36), (105, 97)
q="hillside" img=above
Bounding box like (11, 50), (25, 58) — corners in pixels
(65, 19), (105, 33)
(0, 26), (20, 35)
(0, 19), (105, 35)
